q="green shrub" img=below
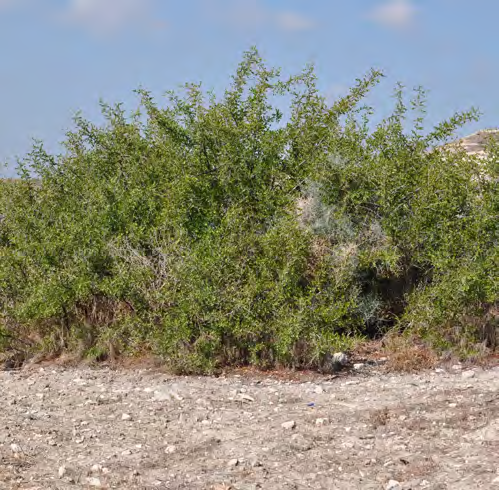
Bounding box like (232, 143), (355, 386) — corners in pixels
(0, 48), (497, 371)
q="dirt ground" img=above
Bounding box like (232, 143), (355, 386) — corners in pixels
(0, 361), (498, 490)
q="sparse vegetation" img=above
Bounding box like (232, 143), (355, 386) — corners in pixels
(0, 48), (497, 372)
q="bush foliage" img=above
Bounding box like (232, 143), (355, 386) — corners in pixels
(0, 49), (497, 371)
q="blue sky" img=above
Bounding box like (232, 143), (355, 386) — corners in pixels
(1, 0), (498, 176)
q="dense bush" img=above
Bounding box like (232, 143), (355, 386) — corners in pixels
(0, 49), (497, 371)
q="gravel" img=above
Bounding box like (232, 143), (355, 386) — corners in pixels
(0, 364), (498, 489)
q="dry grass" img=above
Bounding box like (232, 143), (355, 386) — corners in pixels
(382, 335), (438, 372)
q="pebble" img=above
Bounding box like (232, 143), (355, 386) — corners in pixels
(169, 391), (183, 401)
(91, 464), (103, 473)
(281, 420), (296, 430)
(462, 371), (476, 380)
(165, 445), (177, 454)
(86, 477), (102, 487)
(386, 480), (401, 490)
(10, 443), (22, 454)
(239, 394), (255, 402)
(483, 426), (498, 442)
(121, 413), (132, 421)
(316, 418), (329, 426)
(332, 352), (349, 366)
(58, 465), (67, 478)
(153, 390), (171, 402)
(353, 363), (365, 370)
(227, 458), (240, 467)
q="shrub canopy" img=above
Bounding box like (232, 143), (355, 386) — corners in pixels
(0, 49), (497, 371)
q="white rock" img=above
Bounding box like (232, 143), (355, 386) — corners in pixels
(462, 370), (476, 379)
(153, 389), (183, 402)
(386, 480), (401, 490)
(86, 477), (102, 487)
(239, 394), (255, 402)
(281, 420), (296, 430)
(165, 445), (176, 454)
(10, 443), (22, 454)
(153, 390), (171, 401)
(170, 391), (183, 401)
(121, 413), (132, 421)
(332, 352), (349, 366)
(91, 464), (103, 473)
(314, 386), (324, 394)
(483, 426), (499, 442)
(58, 465), (67, 478)
(315, 418), (329, 426)
(354, 363), (365, 370)
(227, 458), (240, 467)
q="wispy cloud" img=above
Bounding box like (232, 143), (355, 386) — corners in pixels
(3, 0), (312, 35)
(368, 0), (417, 30)
(275, 11), (316, 32)
(59, 0), (159, 35)
(218, 0), (316, 33)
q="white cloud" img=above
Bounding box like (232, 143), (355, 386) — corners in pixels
(368, 0), (417, 30)
(275, 11), (316, 32)
(60, 0), (157, 34)
(224, 0), (267, 30)
(220, 0), (315, 33)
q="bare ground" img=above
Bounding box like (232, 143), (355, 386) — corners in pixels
(0, 363), (498, 490)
